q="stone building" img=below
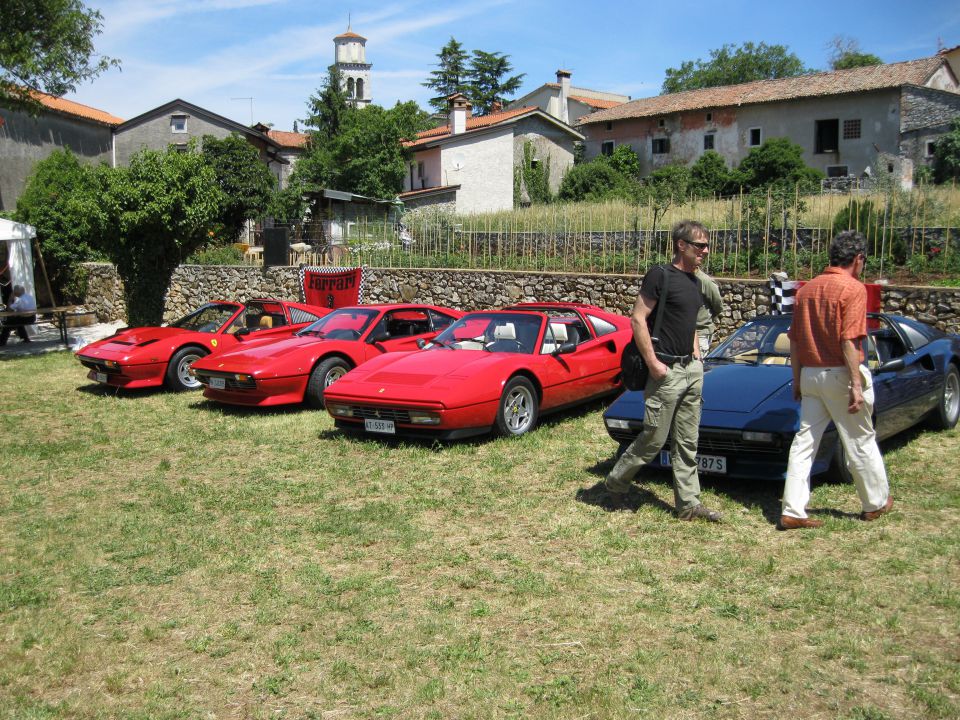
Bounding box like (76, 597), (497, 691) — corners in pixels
(579, 56), (960, 184)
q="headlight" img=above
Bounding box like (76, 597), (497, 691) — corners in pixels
(742, 431), (776, 444)
(605, 418), (632, 429)
(104, 360), (120, 369)
(235, 374), (252, 383)
(408, 410), (441, 425)
(327, 403), (354, 417)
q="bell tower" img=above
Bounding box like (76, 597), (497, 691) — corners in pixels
(333, 25), (372, 108)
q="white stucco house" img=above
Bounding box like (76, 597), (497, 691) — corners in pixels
(507, 69), (629, 126)
(400, 94), (584, 214)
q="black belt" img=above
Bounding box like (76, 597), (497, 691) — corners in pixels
(656, 352), (694, 367)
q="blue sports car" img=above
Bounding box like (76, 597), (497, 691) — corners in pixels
(603, 313), (960, 481)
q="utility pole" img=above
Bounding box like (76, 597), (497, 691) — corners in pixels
(231, 97), (254, 125)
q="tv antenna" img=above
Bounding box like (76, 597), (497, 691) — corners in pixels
(231, 97), (254, 125)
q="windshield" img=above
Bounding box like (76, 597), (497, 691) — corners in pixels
(709, 315), (793, 365)
(432, 312), (543, 354)
(298, 307), (378, 340)
(172, 303), (239, 333)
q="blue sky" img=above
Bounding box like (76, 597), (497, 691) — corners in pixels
(69, 0), (960, 130)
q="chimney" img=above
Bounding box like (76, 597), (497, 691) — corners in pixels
(448, 93), (471, 135)
(556, 69), (571, 124)
(490, 100), (503, 113)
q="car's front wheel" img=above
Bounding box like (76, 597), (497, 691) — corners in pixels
(495, 376), (539, 437)
(165, 347), (206, 391)
(305, 356), (352, 408)
(931, 365), (960, 430)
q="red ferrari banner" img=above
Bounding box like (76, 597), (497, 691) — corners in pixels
(300, 266), (366, 309)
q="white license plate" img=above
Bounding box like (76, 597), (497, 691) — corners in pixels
(94, 372), (108, 383)
(660, 450), (727, 475)
(209, 377), (226, 390)
(365, 418), (395, 434)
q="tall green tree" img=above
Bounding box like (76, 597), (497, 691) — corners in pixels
(1, 0), (119, 114)
(200, 134), (276, 242)
(827, 36), (883, 70)
(662, 42), (808, 94)
(423, 37), (471, 113)
(13, 148), (105, 301)
(730, 137), (823, 192)
(303, 66), (351, 138)
(293, 101), (430, 199)
(467, 50), (524, 115)
(96, 147), (225, 325)
(689, 150), (731, 198)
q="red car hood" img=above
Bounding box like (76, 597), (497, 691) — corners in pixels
(96, 326), (191, 347)
(327, 349), (519, 405)
(191, 334), (325, 374)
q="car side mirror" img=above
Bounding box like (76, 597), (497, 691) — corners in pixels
(368, 331), (390, 344)
(553, 341), (577, 355)
(235, 328), (252, 337)
(876, 358), (905, 373)
(416, 338), (427, 349)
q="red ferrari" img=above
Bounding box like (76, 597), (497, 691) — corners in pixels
(189, 304), (463, 408)
(324, 303), (633, 439)
(76, 299), (329, 391)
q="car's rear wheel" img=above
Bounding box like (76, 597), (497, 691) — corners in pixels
(495, 376), (539, 437)
(165, 347), (206, 391)
(931, 365), (960, 430)
(305, 356), (352, 408)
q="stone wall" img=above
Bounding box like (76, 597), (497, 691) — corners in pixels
(82, 262), (960, 336)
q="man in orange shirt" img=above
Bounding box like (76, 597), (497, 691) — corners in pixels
(779, 231), (892, 529)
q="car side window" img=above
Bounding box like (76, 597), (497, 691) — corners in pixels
(870, 319), (907, 363)
(587, 314), (617, 338)
(385, 310), (430, 337)
(290, 307), (322, 324)
(429, 309), (456, 331)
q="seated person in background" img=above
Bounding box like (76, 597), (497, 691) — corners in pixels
(1, 285), (37, 345)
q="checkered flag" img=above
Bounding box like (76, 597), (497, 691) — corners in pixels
(770, 272), (802, 315)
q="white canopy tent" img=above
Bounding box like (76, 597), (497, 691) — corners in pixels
(0, 218), (38, 301)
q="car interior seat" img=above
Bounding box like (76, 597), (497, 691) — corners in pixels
(762, 332), (791, 365)
(258, 315), (273, 329)
(487, 322), (519, 352)
(542, 323), (568, 353)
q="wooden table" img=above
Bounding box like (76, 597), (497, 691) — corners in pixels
(0, 305), (81, 344)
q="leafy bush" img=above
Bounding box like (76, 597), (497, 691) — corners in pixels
(14, 149), (106, 302)
(732, 137), (823, 192)
(514, 141), (552, 205)
(932, 118), (960, 184)
(607, 145), (642, 179)
(689, 151), (730, 198)
(557, 161), (637, 202)
(184, 244), (246, 265)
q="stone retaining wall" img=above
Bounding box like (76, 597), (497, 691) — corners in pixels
(81, 262), (960, 336)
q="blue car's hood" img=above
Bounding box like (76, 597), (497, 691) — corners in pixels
(701, 363), (792, 412)
(606, 362), (797, 429)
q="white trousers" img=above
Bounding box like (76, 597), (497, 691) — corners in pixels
(782, 366), (889, 518)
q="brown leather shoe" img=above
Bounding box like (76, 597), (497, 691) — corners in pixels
(778, 514), (824, 530)
(861, 496), (894, 521)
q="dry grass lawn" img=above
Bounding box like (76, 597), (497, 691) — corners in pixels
(1, 352), (958, 719)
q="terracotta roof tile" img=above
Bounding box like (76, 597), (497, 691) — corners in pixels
(28, 89), (123, 125)
(408, 106), (538, 147)
(267, 130), (309, 148)
(569, 94), (623, 109)
(335, 30), (366, 40)
(580, 57), (949, 125)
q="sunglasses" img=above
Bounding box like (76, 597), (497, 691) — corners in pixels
(684, 239), (710, 251)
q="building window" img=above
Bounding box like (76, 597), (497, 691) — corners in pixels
(748, 127), (762, 146)
(347, 77), (355, 97)
(826, 165), (849, 178)
(601, 140), (615, 156)
(703, 134), (715, 151)
(652, 137), (670, 154)
(926, 141), (937, 157)
(171, 115), (187, 133)
(170, 143), (189, 153)
(356, 78), (364, 99)
(657, 118), (665, 128)
(705, 112), (712, 122)
(605, 121), (613, 131)
(843, 119), (861, 140)
(815, 119), (839, 153)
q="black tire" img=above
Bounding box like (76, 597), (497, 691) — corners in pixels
(931, 365), (960, 430)
(495, 376), (539, 437)
(305, 356), (352, 409)
(165, 347), (207, 391)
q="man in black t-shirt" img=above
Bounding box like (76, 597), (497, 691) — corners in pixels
(603, 221), (722, 522)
